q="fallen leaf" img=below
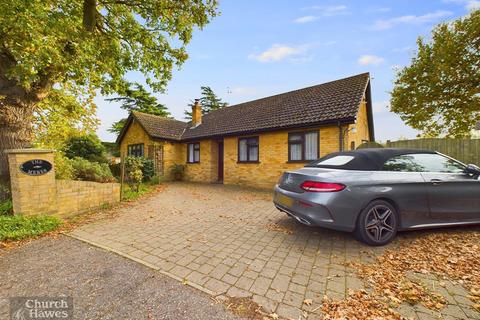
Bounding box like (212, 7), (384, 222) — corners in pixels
(303, 299), (312, 306)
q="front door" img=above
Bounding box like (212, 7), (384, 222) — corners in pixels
(218, 141), (224, 182)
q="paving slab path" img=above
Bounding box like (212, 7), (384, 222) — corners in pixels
(68, 182), (478, 319)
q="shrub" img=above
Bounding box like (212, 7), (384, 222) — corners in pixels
(109, 162), (122, 178)
(124, 156), (143, 192)
(149, 175), (162, 185)
(70, 157), (115, 183)
(122, 183), (152, 201)
(141, 158), (155, 181)
(170, 164), (185, 181)
(64, 134), (108, 163)
(54, 152), (74, 180)
(0, 215), (62, 242)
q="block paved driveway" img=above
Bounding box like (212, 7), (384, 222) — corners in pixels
(70, 182), (477, 319)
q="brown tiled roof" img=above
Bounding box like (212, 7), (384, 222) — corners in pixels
(117, 111), (188, 142)
(118, 73), (373, 143)
(183, 73), (371, 139)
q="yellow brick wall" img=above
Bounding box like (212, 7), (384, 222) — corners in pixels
(119, 119), (186, 180)
(183, 139), (219, 182)
(119, 120), (154, 158)
(345, 98), (370, 150)
(223, 126), (343, 189)
(6, 150), (121, 217)
(56, 180), (120, 217)
(7, 151), (57, 215)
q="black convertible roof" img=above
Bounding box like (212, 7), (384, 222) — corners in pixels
(306, 148), (436, 171)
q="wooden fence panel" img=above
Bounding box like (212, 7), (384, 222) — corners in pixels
(385, 139), (480, 165)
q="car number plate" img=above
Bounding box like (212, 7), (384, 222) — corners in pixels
(276, 193), (294, 208)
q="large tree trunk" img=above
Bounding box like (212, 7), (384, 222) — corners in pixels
(0, 101), (35, 181)
(0, 51), (49, 182)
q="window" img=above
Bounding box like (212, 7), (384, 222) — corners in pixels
(317, 155), (355, 166)
(382, 153), (465, 173)
(127, 144), (144, 157)
(187, 143), (200, 163)
(238, 137), (259, 162)
(288, 131), (319, 162)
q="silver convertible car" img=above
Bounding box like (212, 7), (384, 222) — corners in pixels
(274, 148), (480, 246)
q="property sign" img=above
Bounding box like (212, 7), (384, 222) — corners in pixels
(20, 159), (52, 176)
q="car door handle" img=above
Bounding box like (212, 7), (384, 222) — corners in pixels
(430, 179), (443, 186)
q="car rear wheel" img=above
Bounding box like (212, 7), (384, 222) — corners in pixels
(355, 200), (398, 246)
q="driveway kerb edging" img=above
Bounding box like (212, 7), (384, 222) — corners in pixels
(65, 232), (216, 296)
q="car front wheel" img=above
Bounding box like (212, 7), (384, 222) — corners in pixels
(355, 200), (398, 246)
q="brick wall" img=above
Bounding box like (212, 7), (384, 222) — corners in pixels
(184, 139), (219, 182)
(119, 119), (185, 180)
(6, 149), (120, 217)
(7, 150), (57, 215)
(345, 97), (370, 150)
(56, 180), (120, 217)
(223, 125), (343, 189)
(119, 119), (152, 157)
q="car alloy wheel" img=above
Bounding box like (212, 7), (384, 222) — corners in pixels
(364, 205), (395, 243)
(355, 200), (398, 246)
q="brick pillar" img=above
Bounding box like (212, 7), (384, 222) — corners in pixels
(5, 149), (57, 215)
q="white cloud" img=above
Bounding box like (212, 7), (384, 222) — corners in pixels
(293, 15), (319, 23)
(467, 1), (480, 10)
(443, 0), (480, 10)
(304, 5), (349, 16)
(248, 44), (309, 63)
(371, 10), (452, 30)
(358, 55), (385, 66)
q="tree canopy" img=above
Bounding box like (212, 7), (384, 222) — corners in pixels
(34, 87), (98, 149)
(0, 0), (218, 94)
(184, 86), (228, 119)
(390, 10), (480, 137)
(0, 0), (218, 179)
(107, 83), (170, 135)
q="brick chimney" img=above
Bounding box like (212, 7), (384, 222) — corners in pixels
(191, 99), (202, 127)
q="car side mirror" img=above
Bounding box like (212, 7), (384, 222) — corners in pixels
(465, 164), (480, 177)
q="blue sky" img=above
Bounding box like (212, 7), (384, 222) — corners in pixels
(95, 0), (479, 142)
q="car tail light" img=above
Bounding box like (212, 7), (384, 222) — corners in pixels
(300, 181), (346, 192)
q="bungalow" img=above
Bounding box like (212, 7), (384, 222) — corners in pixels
(117, 73), (375, 189)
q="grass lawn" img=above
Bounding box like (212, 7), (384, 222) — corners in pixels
(122, 182), (159, 201)
(0, 215), (63, 242)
